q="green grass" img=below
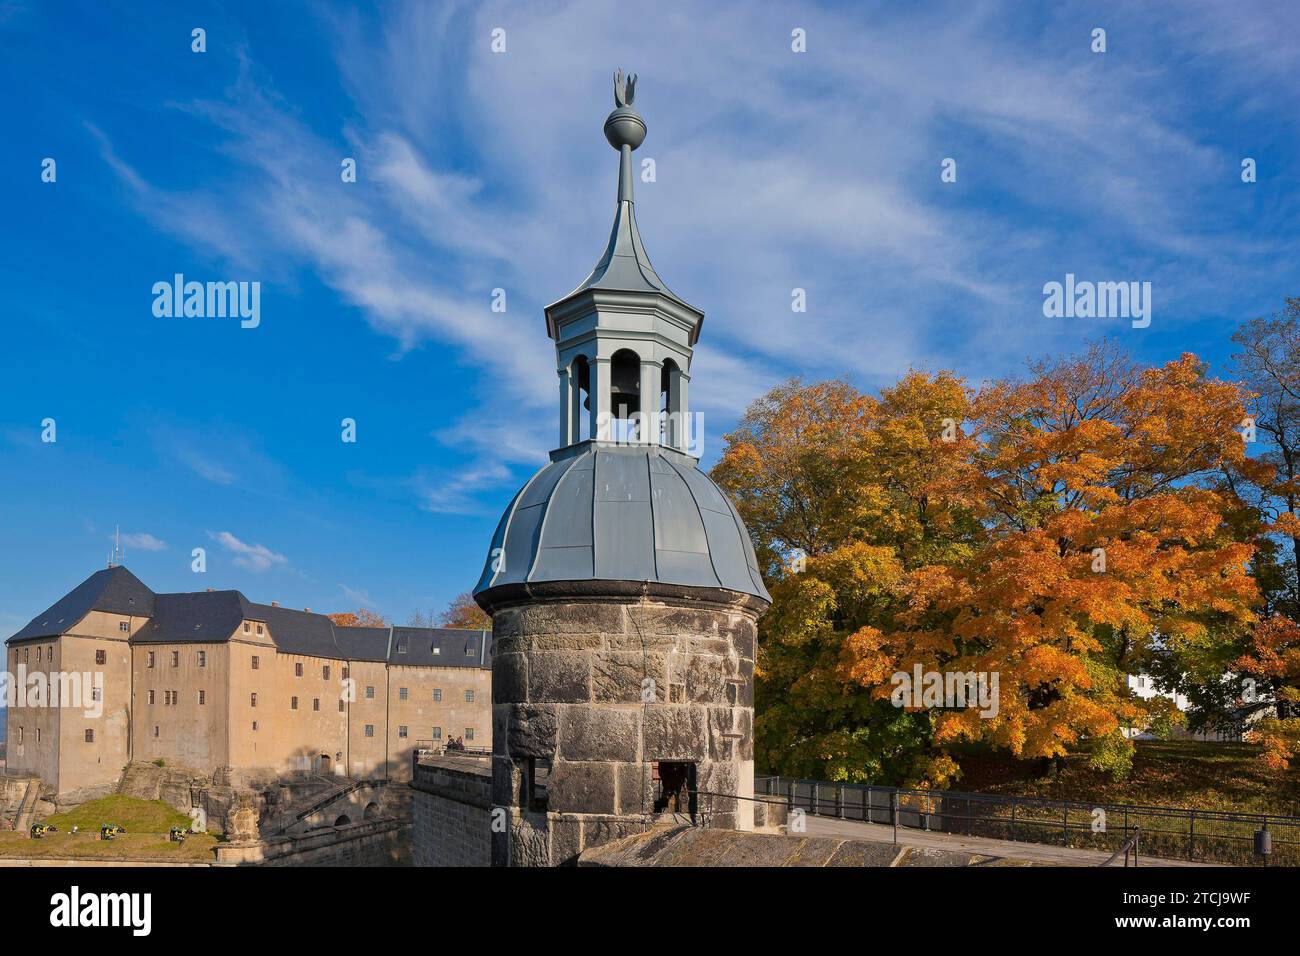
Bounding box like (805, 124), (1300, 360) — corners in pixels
(0, 796), (219, 862)
(46, 795), (195, 832)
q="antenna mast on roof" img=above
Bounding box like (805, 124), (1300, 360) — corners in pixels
(108, 525), (124, 569)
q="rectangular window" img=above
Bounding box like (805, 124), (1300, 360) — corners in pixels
(465, 728), (474, 741)
(397, 641), (407, 655)
(431, 646), (440, 656)
(92, 686), (102, 702)
(527, 757), (551, 812)
(399, 687), (408, 701)
(365, 686), (375, 699)
(23, 648), (28, 663)
(652, 761), (698, 818)
(153, 726), (159, 738)
(148, 651), (155, 668)
(252, 721), (258, 731)
(465, 690), (475, 703)
(148, 690), (155, 705)
(431, 727), (441, 740)
(36, 647), (41, 662)
(199, 690), (206, 705)
(341, 666), (349, 680)
(95, 650), (107, 667)
(364, 724), (374, 738)
(251, 656), (259, 670)
(171, 651), (179, 667)
(291, 696), (299, 710)
(15, 727), (22, 745)
(466, 643), (475, 657)
(243, 622), (251, 633)
(251, 693), (257, 707)
(256, 624), (264, 635)
(118, 621), (129, 633)
(338, 700), (345, 712)
(312, 698), (320, 711)
(295, 662), (303, 677)
(85, 729), (95, 745)
(198, 650), (206, 667)
(432, 689), (442, 702)
(398, 725), (408, 738)
(323, 665), (330, 681)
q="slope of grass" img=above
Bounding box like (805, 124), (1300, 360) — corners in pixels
(0, 795), (218, 862)
(955, 740), (1300, 817)
(45, 795), (194, 832)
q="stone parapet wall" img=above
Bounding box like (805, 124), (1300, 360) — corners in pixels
(214, 818), (409, 866)
(410, 756), (492, 866)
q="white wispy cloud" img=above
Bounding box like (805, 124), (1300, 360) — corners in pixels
(118, 532), (167, 552)
(91, 0), (1300, 505)
(208, 531), (288, 573)
(339, 583), (374, 606)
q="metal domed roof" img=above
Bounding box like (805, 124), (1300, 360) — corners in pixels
(474, 443), (770, 603)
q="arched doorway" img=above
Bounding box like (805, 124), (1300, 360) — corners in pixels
(364, 801), (379, 821)
(334, 814), (351, 826)
(316, 752), (331, 775)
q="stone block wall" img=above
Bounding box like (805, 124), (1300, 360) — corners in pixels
(410, 756), (492, 867)
(486, 588), (762, 866)
(214, 818), (410, 866)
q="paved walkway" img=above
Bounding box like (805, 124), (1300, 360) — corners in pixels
(803, 815), (1219, 866)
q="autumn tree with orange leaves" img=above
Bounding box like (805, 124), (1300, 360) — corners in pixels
(328, 608), (389, 628)
(714, 344), (1260, 786)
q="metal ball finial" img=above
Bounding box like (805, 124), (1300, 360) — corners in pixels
(604, 69), (646, 152)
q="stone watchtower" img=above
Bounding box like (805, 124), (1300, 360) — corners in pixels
(473, 72), (771, 867)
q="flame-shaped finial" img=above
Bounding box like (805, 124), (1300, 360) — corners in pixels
(613, 70), (637, 107)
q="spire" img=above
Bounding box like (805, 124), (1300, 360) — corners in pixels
(550, 71), (693, 313)
(545, 73), (705, 453)
(606, 70), (643, 204)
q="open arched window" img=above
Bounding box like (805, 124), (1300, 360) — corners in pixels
(609, 348), (641, 441)
(569, 354), (591, 442)
(661, 358), (686, 448)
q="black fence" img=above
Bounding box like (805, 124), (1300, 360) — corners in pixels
(757, 776), (1298, 866)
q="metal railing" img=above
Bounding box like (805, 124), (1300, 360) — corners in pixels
(757, 776), (1296, 866)
(1102, 828), (1140, 867)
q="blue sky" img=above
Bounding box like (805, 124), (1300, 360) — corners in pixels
(0, 0), (1297, 635)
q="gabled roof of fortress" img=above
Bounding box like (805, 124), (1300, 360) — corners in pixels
(7, 566), (489, 668)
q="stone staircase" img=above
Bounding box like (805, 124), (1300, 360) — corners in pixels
(263, 777), (379, 837)
(7, 779), (40, 832)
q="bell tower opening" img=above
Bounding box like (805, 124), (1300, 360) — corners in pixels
(609, 348), (641, 441)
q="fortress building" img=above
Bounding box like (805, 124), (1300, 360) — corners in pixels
(468, 71), (771, 866)
(4, 566), (490, 796)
